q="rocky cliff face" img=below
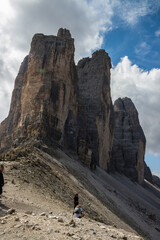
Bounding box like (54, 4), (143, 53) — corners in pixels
(0, 29), (114, 172)
(77, 50), (114, 170)
(0, 28), (147, 183)
(111, 98), (146, 184)
(0, 28), (78, 153)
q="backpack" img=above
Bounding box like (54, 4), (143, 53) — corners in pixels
(74, 206), (81, 214)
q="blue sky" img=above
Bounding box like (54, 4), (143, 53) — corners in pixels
(103, 8), (160, 70)
(145, 154), (160, 177)
(0, 0), (160, 176)
(102, 3), (160, 176)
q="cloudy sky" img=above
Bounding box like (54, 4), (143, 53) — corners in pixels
(0, 0), (160, 175)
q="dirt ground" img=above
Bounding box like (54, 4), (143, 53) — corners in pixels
(0, 144), (160, 239)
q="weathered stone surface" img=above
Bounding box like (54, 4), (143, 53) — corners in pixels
(77, 50), (114, 170)
(0, 28), (147, 183)
(0, 30), (114, 171)
(0, 29), (78, 154)
(111, 97), (146, 184)
(57, 28), (71, 38)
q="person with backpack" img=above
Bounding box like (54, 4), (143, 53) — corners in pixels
(73, 205), (84, 218)
(0, 164), (4, 197)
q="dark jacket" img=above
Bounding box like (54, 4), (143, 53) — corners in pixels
(74, 195), (79, 208)
(0, 172), (4, 187)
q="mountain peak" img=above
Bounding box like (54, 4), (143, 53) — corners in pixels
(0, 29), (146, 184)
(57, 28), (72, 38)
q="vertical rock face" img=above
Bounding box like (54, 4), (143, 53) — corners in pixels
(111, 97), (146, 184)
(0, 56), (29, 151)
(77, 50), (114, 170)
(0, 28), (147, 183)
(0, 29), (78, 153)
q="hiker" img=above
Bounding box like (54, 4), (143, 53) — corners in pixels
(73, 205), (84, 218)
(74, 193), (79, 208)
(0, 164), (4, 196)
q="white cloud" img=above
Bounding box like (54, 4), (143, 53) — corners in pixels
(115, 0), (160, 25)
(92, 0), (160, 26)
(111, 56), (160, 157)
(0, 0), (15, 25)
(155, 29), (160, 37)
(0, 59), (14, 122)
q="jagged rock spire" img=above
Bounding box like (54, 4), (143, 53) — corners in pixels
(0, 29), (77, 153)
(111, 97), (146, 184)
(57, 28), (72, 38)
(0, 29), (146, 184)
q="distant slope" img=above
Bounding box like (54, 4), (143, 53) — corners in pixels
(1, 144), (160, 239)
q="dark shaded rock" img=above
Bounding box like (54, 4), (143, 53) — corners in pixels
(63, 110), (78, 153)
(111, 97), (146, 184)
(144, 162), (153, 183)
(153, 175), (160, 188)
(148, 214), (156, 221)
(77, 50), (114, 170)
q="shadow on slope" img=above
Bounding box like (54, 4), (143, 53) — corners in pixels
(1, 143), (160, 239)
